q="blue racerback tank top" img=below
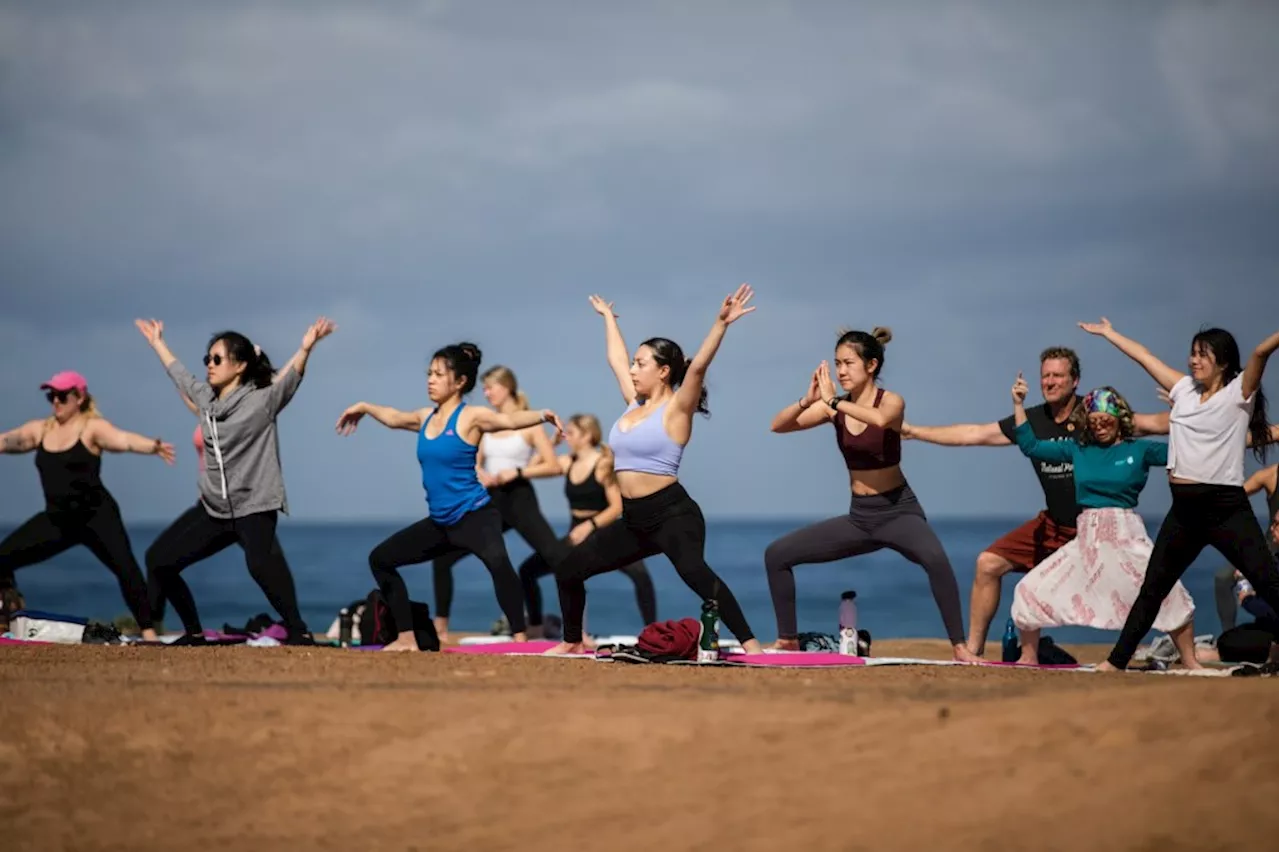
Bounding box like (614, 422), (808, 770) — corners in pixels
(417, 403), (490, 526)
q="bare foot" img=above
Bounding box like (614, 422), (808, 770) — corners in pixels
(141, 628), (159, 642)
(741, 639), (765, 654)
(512, 632), (528, 642)
(1015, 653), (1038, 667)
(768, 638), (800, 652)
(381, 635), (420, 652)
(1094, 661), (1118, 672)
(1178, 658), (1206, 671)
(953, 644), (984, 664)
(543, 641), (585, 656)
(433, 616), (449, 644)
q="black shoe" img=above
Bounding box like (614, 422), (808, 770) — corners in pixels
(284, 630), (317, 646)
(170, 632), (209, 646)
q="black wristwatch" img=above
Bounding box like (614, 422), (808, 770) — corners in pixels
(827, 396), (841, 410)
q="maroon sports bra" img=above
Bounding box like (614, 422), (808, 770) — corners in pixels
(833, 388), (902, 471)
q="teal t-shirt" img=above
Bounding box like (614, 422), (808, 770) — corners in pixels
(1013, 420), (1167, 511)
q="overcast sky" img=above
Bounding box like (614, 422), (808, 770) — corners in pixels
(1, 0), (1275, 524)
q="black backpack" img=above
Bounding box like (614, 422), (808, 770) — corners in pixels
(361, 589), (440, 651)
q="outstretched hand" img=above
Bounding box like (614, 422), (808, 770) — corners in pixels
(1012, 372), (1029, 404)
(1078, 317), (1113, 336)
(717, 283), (756, 325)
(541, 409), (565, 439)
(302, 316), (338, 351)
(154, 441), (176, 465)
(816, 361), (838, 402)
(135, 318), (164, 347)
(335, 404), (365, 436)
(588, 295), (617, 319)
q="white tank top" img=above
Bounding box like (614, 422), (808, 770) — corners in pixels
(481, 431), (534, 475)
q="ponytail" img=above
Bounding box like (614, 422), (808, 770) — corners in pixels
(208, 331), (274, 389)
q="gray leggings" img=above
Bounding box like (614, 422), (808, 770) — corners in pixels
(764, 484), (965, 645)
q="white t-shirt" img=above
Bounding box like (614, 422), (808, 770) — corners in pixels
(1166, 373), (1255, 486)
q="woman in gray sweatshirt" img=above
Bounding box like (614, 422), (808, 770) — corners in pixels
(135, 316), (336, 645)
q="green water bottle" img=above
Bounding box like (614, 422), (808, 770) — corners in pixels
(698, 599), (720, 663)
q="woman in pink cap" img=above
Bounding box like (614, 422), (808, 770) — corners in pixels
(0, 370), (176, 639)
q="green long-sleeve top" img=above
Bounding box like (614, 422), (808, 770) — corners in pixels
(1013, 420), (1167, 510)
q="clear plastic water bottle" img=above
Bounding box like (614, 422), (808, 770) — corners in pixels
(697, 599), (721, 663)
(1234, 577), (1254, 599)
(838, 590), (859, 655)
(1001, 618), (1019, 663)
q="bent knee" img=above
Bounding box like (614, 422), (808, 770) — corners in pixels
(764, 540), (798, 572)
(975, 551), (1015, 579)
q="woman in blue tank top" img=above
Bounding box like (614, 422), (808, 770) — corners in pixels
(546, 285), (765, 656)
(336, 342), (564, 651)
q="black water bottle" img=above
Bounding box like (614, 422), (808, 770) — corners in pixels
(338, 607), (353, 648)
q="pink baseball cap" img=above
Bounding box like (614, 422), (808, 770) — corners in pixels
(40, 371), (88, 394)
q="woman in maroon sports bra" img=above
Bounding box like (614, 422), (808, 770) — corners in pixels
(764, 327), (977, 662)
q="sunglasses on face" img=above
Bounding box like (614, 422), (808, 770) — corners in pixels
(203, 353), (224, 367)
(46, 390), (72, 404)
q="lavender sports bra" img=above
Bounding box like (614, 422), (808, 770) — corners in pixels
(608, 400), (684, 477)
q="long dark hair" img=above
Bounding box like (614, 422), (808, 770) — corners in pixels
(433, 342), (483, 394)
(208, 331), (274, 389)
(1192, 327), (1271, 462)
(641, 336), (708, 416)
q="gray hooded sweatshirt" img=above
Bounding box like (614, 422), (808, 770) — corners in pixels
(166, 360), (303, 519)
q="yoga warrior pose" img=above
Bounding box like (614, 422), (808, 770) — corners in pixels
(546, 287), (766, 656)
(137, 317), (336, 646)
(1007, 379), (1199, 668)
(0, 371), (175, 640)
(902, 346), (1168, 657)
(429, 365), (566, 642)
(1080, 321), (1278, 671)
(337, 344), (564, 651)
(765, 328), (977, 661)
(516, 413), (658, 637)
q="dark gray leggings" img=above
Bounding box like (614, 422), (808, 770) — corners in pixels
(764, 484), (965, 645)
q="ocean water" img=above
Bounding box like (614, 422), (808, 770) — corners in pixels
(3, 515), (1257, 647)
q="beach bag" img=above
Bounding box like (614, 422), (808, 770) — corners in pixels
(362, 589), (439, 651)
(9, 610), (88, 644)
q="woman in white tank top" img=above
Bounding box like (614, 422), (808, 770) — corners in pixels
(430, 365), (566, 642)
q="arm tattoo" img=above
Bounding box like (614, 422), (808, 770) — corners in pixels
(2, 432), (33, 453)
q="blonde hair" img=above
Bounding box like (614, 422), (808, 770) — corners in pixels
(44, 391), (101, 430)
(482, 365), (529, 410)
(570, 413), (615, 477)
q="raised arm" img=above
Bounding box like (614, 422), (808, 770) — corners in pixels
(469, 407), (564, 437)
(136, 318), (210, 404)
(1011, 372), (1073, 462)
(265, 316), (337, 415)
(336, 403), (426, 435)
(901, 421), (1012, 447)
(178, 393), (199, 416)
(1078, 317), (1184, 391)
(589, 295), (636, 405)
(84, 419), (176, 464)
(772, 368), (835, 433)
(0, 420), (44, 456)
(1240, 331), (1279, 402)
(1243, 464), (1278, 498)
(816, 361), (903, 429)
(674, 284), (755, 417)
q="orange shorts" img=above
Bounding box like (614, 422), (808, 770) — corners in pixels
(985, 511), (1077, 573)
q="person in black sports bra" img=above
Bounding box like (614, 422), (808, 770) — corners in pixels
(0, 371), (176, 639)
(517, 413), (656, 637)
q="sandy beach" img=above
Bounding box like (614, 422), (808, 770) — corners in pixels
(1, 638), (1275, 852)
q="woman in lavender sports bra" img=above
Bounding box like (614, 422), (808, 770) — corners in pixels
(765, 327), (978, 662)
(545, 285), (765, 656)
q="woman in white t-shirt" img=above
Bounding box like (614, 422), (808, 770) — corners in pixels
(1077, 319), (1278, 671)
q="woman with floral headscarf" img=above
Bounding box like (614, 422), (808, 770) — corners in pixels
(1005, 376), (1200, 668)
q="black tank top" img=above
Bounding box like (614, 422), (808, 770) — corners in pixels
(36, 426), (107, 513)
(564, 456), (608, 513)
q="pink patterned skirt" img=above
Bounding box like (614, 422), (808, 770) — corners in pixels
(1011, 508), (1195, 633)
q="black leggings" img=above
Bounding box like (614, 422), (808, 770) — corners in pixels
(1107, 484), (1280, 669)
(519, 518), (657, 628)
(1217, 621), (1277, 664)
(370, 503), (526, 634)
(145, 504), (306, 636)
(0, 495), (153, 630)
(431, 480), (567, 618)
(763, 484), (966, 645)
(554, 482), (753, 645)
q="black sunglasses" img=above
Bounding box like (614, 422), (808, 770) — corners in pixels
(203, 353), (224, 367)
(45, 390), (72, 404)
